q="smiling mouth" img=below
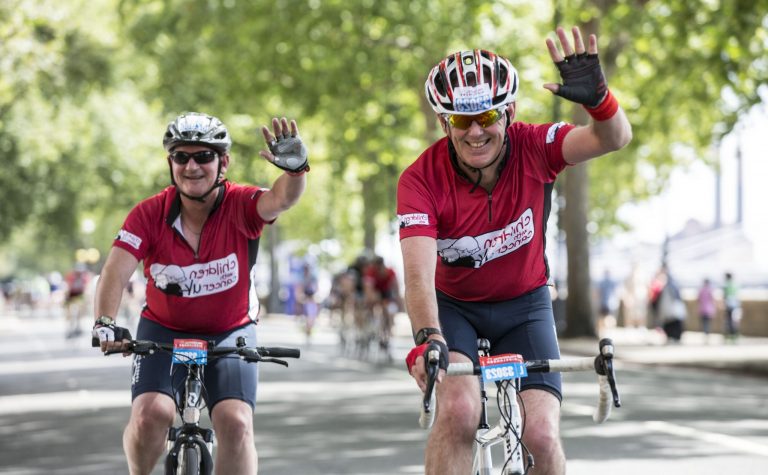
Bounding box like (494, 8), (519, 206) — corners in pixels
(466, 139), (490, 149)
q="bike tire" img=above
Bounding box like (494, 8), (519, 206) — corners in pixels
(179, 445), (200, 475)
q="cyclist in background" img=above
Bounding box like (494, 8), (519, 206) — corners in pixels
(64, 262), (92, 338)
(297, 260), (319, 343)
(398, 26), (631, 474)
(92, 112), (309, 475)
(363, 255), (401, 360)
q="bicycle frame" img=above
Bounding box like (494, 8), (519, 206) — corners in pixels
(164, 362), (216, 475)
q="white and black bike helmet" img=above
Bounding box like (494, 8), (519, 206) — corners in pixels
(163, 112), (232, 153)
(163, 112), (231, 202)
(425, 49), (519, 115)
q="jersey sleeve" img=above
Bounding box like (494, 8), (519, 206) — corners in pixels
(397, 166), (438, 240)
(231, 184), (271, 238)
(113, 200), (155, 262)
(518, 122), (575, 181)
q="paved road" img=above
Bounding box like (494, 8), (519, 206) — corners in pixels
(1, 311), (767, 474)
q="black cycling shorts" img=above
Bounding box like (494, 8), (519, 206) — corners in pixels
(437, 285), (562, 401)
(131, 318), (259, 412)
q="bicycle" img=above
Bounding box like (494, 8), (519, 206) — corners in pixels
(419, 338), (620, 475)
(94, 336), (300, 475)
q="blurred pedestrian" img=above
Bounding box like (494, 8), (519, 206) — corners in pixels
(648, 266), (667, 329)
(696, 278), (716, 341)
(620, 262), (647, 329)
(723, 272), (741, 343)
(656, 265), (686, 343)
(297, 260), (319, 343)
(596, 269), (617, 336)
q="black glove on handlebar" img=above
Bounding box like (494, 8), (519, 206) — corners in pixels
(425, 340), (449, 372)
(553, 53), (607, 108)
(91, 324), (133, 347)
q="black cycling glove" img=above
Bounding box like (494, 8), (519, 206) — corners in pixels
(553, 53), (607, 108)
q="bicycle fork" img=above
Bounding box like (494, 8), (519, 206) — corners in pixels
(165, 368), (216, 474)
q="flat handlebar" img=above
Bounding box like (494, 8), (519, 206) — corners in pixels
(97, 339), (300, 366)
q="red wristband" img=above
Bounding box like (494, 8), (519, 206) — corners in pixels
(584, 89), (619, 121)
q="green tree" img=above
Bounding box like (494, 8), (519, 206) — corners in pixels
(552, 0), (768, 336)
(0, 0), (166, 274)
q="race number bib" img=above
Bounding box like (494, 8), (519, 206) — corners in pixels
(172, 339), (208, 365)
(453, 84), (493, 113)
(479, 353), (527, 383)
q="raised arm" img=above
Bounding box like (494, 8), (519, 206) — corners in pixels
(543, 26), (632, 165)
(256, 117), (308, 222)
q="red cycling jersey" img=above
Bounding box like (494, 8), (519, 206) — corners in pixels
(113, 182), (270, 333)
(397, 121), (574, 302)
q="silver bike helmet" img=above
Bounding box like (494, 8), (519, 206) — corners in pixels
(163, 112), (232, 153)
(425, 49), (518, 115)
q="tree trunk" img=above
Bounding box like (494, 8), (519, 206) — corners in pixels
(562, 17), (601, 338)
(563, 159), (596, 337)
(361, 177), (377, 252)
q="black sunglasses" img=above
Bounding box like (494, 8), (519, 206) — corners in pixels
(169, 150), (218, 165)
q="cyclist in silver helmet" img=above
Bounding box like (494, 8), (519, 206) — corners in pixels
(400, 26), (631, 474)
(93, 111), (309, 474)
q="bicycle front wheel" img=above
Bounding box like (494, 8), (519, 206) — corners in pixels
(178, 445), (199, 475)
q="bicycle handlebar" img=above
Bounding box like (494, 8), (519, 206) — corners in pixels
(419, 338), (621, 429)
(98, 339), (300, 366)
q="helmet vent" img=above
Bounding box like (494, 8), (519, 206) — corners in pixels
(498, 66), (508, 87)
(448, 69), (458, 88)
(434, 73), (446, 97)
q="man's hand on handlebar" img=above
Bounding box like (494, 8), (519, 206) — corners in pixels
(92, 322), (133, 354)
(405, 339), (449, 392)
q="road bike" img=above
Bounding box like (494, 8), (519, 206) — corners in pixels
(419, 338), (620, 475)
(96, 336), (300, 475)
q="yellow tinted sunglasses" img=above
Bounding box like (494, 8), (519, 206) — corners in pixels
(445, 108), (505, 130)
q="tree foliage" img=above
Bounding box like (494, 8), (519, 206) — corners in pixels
(116, 0), (492, 257)
(0, 0), (165, 274)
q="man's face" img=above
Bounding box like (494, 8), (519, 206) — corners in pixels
(441, 103), (515, 170)
(169, 145), (227, 197)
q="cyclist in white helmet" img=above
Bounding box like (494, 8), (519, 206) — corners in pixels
(93, 112), (309, 474)
(399, 26), (631, 474)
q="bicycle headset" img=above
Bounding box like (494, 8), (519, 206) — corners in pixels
(163, 112), (232, 203)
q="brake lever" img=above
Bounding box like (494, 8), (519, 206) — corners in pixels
(422, 350), (440, 413)
(258, 357), (289, 367)
(604, 358), (621, 408)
